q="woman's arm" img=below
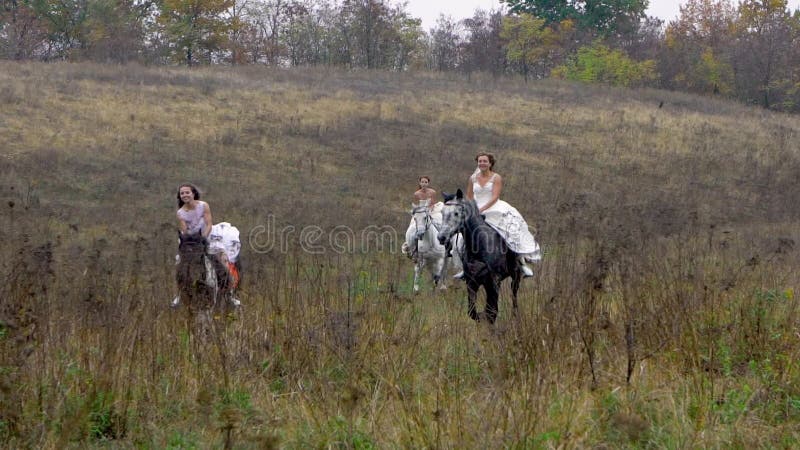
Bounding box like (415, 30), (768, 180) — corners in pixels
(177, 211), (187, 234)
(479, 174), (502, 213)
(428, 189), (437, 209)
(466, 177), (474, 200)
(202, 202), (213, 238)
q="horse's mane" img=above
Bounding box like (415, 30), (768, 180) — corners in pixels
(461, 197), (480, 219)
(442, 192), (479, 216)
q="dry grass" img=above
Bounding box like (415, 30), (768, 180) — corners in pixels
(1, 61), (799, 448)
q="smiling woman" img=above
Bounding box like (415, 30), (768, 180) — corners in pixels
(176, 183), (211, 238)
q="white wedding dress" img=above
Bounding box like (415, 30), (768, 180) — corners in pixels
(473, 174), (541, 261)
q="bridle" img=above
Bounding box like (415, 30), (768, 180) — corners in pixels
(411, 205), (438, 234)
(441, 200), (467, 238)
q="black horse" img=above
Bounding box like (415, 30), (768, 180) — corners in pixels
(438, 189), (521, 323)
(176, 232), (233, 312)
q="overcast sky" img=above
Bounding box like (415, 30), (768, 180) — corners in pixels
(405, 0), (800, 31)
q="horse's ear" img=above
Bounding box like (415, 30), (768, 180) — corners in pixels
(456, 189), (464, 199)
(442, 191), (455, 202)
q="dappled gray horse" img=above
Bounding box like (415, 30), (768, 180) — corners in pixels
(438, 190), (521, 323)
(405, 204), (461, 292)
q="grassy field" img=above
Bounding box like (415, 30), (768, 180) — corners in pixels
(1, 61), (800, 448)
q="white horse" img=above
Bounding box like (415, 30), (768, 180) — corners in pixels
(402, 203), (462, 293)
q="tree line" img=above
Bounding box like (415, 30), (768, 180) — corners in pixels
(2, 0), (799, 112)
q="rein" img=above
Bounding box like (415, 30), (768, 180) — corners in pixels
(412, 206), (440, 233)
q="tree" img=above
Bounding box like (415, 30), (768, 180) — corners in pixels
(551, 41), (656, 86)
(224, 0), (249, 64)
(157, 0), (233, 65)
(82, 0), (153, 61)
(390, 12), (422, 70)
(617, 14), (663, 62)
(1, 0), (49, 59)
(325, 0), (421, 70)
(662, 0), (736, 93)
(500, 0), (648, 36)
(239, 0), (308, 65)
(461, 8), (506, 76)
(732, 0), (800, 108)
(427, 14), (461, 71)
(31, 0), (92, 58)
(500, 12), (574, 81)
(282, 0), (332, 66)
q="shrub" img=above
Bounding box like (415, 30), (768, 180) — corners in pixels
(552, 43), (657, 87)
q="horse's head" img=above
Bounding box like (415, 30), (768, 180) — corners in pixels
(178, 231), (207, 257)
(438, 189), (468, 244)
(410, 204), (432, 240)
(177, 231), (208, 286)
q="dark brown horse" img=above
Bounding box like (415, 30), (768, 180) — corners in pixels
(438, 189), (522, 324)
(176, 232), (232, 312)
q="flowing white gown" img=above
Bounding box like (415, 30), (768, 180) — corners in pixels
(472, 174), (541, 261)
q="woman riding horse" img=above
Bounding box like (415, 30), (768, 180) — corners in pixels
(402, 176), (444, 260)
(172, 183), (240, 307)
(466, 152), (540, 277)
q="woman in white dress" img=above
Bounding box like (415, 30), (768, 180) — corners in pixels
(466, 152), (541, 277)
(173, 183), (241, 307)
(403, 176), (444, 260)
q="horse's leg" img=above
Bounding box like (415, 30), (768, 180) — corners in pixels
(211, 255), (234, 308)
(433, 256), (446, 290)
(484, 279), (499, 324)
(184, 302), (208, 379)
(511, 272), (521, 316)
(437, 238), (450, 285)
(466, 280), (479, 321)
(413, 261), (421, 293)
